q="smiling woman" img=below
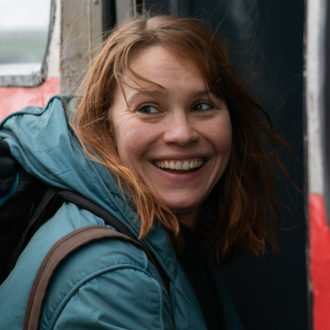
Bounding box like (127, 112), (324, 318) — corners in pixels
(0, 15), (288, 330)
(110, 46), (232, 228)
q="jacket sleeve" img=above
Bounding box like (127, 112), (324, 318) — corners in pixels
(42, 267), (174, 330)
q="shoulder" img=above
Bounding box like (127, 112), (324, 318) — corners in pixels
(33, 202), (173, 329)
(41, 237), (173, 329)
(0, 202), (171, 329)
(38, 213), (173, 329)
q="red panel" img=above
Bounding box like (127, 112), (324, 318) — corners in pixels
(0, 77), (60, 121)
(310, 193), (330, 330)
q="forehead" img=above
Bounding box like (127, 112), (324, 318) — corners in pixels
(132, 45), (196, 69)
(121, 45), (207, 90)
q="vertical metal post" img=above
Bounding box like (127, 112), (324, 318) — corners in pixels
(115, 0), (135, 24)
(306, 0), (330, 329)
(60, 0), (103, 94)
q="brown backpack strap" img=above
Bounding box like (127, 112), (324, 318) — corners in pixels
(23, 226), (169, 330)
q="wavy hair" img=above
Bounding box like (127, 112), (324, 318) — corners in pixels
(73, 15), (287, 260)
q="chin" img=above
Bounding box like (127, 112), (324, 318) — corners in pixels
(164, 199), (199, 212)
(166, 201), (201, 220)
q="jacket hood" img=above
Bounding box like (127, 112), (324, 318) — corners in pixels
(0, 94), (178, 278)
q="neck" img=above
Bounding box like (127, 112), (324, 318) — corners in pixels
(176, 210), (198, 230)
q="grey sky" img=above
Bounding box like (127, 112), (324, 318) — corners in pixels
(0, 0), (51, 31)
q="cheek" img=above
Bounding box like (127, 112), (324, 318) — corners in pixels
(114, 126), (137, 162)
(209, 116), (232, 155)
(113, 120), (150, 170)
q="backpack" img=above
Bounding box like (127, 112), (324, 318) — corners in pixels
(0, 137), (47, 283)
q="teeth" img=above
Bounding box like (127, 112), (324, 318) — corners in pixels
(183, 161), (189, 170)
(155, 159), (204, 171)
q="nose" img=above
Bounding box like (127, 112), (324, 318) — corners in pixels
(162, 113), (199, 146)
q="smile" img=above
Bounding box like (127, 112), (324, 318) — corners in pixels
(154, 159), (204, 171)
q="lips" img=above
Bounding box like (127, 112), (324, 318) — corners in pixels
(154, 158), (204, 171)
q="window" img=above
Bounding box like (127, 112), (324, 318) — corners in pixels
(0, 0), (52, 86)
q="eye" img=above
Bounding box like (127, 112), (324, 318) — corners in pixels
(137, 104), (159, 114)
(192, 102), (213, 112)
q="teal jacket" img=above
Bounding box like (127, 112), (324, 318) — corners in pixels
(0, 95), (243, 329)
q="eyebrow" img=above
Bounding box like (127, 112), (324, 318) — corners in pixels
(189, 90), (213, 99)
(127, 90), (167, 104)
(126, 89), (214, 105)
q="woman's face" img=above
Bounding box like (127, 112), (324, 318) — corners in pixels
(110, 45), (232, 227)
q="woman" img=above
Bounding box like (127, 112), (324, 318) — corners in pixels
(0, 16), (282, 329)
